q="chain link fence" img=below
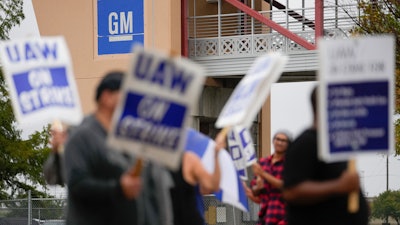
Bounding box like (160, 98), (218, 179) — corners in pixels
(0, 193), (66, 225)
(0, 192), (259, 225)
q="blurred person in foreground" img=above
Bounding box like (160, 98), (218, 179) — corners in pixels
(244, 131), (292, 225)
(169, 130), (226, 225)
(139, 129), (227, 225)
(63, 71), (142, 225)
(282, 86), (369, 225)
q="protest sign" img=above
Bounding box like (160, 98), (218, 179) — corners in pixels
(186, 128), (248, 212)
(318, 35), (394, 162)
(215, 52), (288, 129)
(0, 37), (83, 126)
(227, 126), (257, 180)
(108, 46), (205, 170)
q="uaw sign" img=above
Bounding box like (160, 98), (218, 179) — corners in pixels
(108, 46), (205, 170)
(216, 52), (288, 129)
(318, 35), (395, 162)
(0, 37), (83, 126)
(227, 126), (257, 180)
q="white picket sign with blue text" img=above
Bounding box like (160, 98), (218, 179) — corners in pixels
(108, 46), (205, 170)
(227, 126), (257, 180)
(0, 37), (83, 127)
(216, 52), (288, 129)
(318, 35), (395, 162)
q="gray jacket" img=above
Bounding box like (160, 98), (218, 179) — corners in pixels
(64, 114), (137, 225)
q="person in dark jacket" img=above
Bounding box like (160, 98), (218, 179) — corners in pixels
(64, 71), (142, 225)
(282, 86), (369, 225)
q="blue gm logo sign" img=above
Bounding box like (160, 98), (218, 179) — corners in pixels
(97, 0), (144, 55)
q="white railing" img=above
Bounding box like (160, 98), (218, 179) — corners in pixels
(188, 2), (359, 58)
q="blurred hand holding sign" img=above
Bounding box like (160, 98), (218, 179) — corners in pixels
(107, 46), (205, 170)
(216, 52), (288, 177)
(318, 35), (395, 212)
(0, 37), (83, 127)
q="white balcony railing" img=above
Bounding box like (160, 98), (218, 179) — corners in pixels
(187, 2), (359, 58)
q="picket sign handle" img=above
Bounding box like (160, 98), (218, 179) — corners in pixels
(130, 158), (143, 177)
(347, 159), (359, 213)
(220, 126), (231, 138)
(51, 119), (65, 132)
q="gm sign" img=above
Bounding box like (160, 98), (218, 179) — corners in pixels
(97, 0), (144, 55)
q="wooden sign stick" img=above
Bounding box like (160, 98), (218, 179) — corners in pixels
(347, 159), (359, 213)
(130, 158), (143, 177)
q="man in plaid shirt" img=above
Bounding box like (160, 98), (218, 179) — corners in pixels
(244, 131), (292, 225)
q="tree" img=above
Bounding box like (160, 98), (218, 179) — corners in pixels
(371, 190), (400, 225)
(0, 0), (25, 40)
(344, 0), (400, 155)
(0, 1), (53, 199)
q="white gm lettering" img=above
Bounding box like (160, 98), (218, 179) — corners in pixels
(108, 11), (133, 35)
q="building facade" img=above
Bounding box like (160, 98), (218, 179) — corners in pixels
(31, 1), (359, 224)
(32, 0), (357, 160)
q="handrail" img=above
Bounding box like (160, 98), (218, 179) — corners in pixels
(270, 0), (315, 30)
(187, 1), (359, 58)
(188, 5), (358, 37)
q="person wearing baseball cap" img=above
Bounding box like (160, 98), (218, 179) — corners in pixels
(63, 71), (142, 225)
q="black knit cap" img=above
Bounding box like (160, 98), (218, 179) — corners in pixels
(95, 71), (124, 101)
